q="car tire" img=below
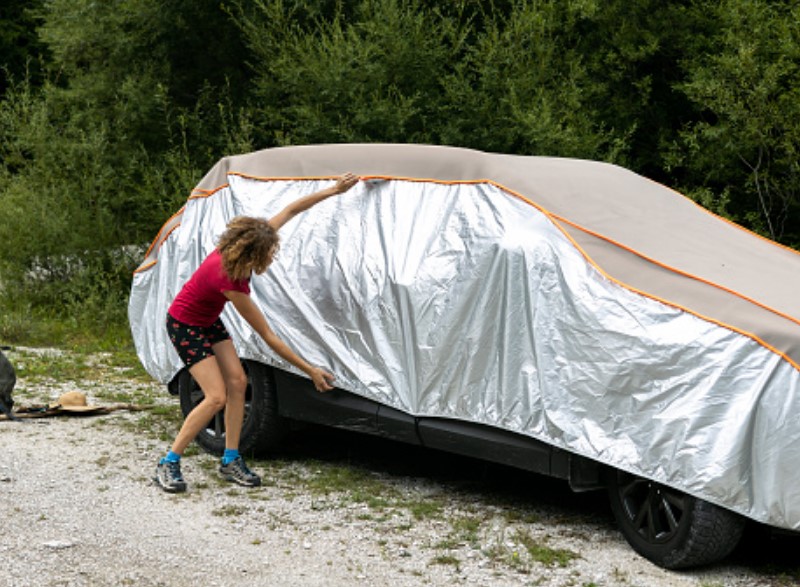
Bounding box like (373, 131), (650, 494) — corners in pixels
(176, 359), (288, 456)
(607, 469), (745, 569)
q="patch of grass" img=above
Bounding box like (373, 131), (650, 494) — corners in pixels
(435, 537), (460, 550)
(450, 516), (481, 546)
(125, 411), (182, 443)
(362, 493), (392, 510)
(611, 566), (628, 584)
(147, 405), (179, 418)
(502, 508), (540, 525)
(513, 529), (579, 567)
(430, 554), (460, 569)
(303, 461), (380, 494)
(296, 461), (408, 514)
(93, 348), (151, 378)
(11, 348), (91, 382)
(260, 458), (451, 525)
(488, 545), (527, 572)
(749, 564), (800, 587)
(184, 445), (201, 457)
(407, 499), (444, 521)
(197, 458), (219, 473)
(0, 294), (135, 353)
(611, 567), (628, 585)
(212, 504), (247, 517)
(0, 310), (34, 342)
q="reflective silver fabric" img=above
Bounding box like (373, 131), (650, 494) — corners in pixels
(129, 176), (800, 532)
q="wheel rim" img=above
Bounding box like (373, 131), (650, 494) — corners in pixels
(186, 362), (254, 440)
(616, 473), (688, 544)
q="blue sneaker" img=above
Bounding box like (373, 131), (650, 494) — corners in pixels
(219, 456), (261, 487)
(154, 459), (187, 493)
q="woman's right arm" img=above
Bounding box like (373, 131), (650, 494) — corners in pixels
(268, 172), (359, 231)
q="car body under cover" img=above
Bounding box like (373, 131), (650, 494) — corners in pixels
(129, 144), (800, 532)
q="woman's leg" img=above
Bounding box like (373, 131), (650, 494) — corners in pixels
(211, 339), (248, 450)
(169, 355), (228, 455)
(209, 340), (261, 486)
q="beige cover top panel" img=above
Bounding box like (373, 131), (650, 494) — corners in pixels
(188, 143), (800, 366)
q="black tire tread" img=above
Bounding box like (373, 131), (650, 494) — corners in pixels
(660, 498), (745, 569)
(241, 360), (288, 455)
(608, 470), (745, 569)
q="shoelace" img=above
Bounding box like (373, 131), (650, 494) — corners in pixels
(230, 458), (254, 478)
(165, 461), (184, 481)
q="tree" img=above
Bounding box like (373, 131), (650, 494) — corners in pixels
(0, 0), (47, 97)
(669, 0), (800, 244)
(0, 0), (254, 317)
(236, 0), (623, 160)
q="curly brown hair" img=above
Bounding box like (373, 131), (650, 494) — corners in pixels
(217, 216), (279, 281)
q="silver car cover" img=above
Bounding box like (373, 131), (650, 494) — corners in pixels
(129, 145), (800, 533)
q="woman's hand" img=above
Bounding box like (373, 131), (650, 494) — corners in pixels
(309, 366), (335, 392)
(333, 172), (359, 195)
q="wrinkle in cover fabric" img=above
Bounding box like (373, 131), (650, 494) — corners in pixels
(129, 177), (800, 532)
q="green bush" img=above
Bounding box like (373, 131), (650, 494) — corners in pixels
(1, 0), (800, 350)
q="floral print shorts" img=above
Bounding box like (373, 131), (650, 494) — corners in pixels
(166, 313), (231, 367)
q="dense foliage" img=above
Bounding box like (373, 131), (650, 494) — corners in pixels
(1, 0), (799, 343)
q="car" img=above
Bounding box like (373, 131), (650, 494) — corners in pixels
(129, 143), (800, 569)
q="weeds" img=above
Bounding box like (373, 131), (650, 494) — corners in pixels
(449, 516), (482, 547)
(11, 348), (90, 383)
(513, 529), (579, 567)
(302, 461), (385, 496)
(430, 554), (460, 569)
(407, 498), (445, 521)
(212, 504), (247, 517)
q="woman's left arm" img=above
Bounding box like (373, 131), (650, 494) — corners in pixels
(224, 290), (335, 391)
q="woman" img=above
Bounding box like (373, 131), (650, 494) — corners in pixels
(155, 172), (360, 493)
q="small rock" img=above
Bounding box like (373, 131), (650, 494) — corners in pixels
(43, 540), (76, 550)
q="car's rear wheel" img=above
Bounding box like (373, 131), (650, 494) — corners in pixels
(607, 469), (745, 569)
(176, 359), (287, 456)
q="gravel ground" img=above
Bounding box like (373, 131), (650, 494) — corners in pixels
(1, 348), (799, 587)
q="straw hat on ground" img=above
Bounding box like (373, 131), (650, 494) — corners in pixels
(49, 391), (103, 414)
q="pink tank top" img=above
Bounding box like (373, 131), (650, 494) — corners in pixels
(168, 249), (251, 326)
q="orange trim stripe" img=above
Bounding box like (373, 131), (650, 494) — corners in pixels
(489, 185), (800, 372)
(135, 260), (158, 273)
(190, 184), (229, 199)
(142, 207), (184, 259)
(550, 213), (800, 329)
(650, 176), (800, 259)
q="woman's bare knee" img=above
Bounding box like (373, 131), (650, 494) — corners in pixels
(202, 390), (227, 411)
(227, 372), (248, 399)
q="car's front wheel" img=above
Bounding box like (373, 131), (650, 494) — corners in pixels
(176, 359), (287, 456)
(607, 469), (745, 569)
